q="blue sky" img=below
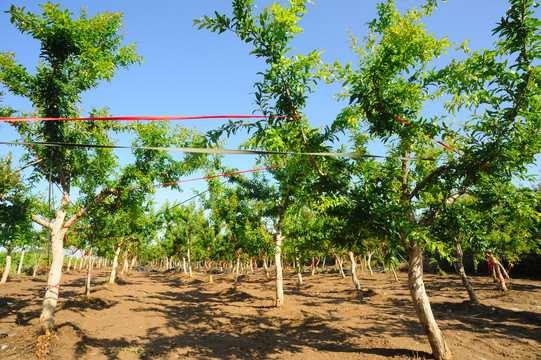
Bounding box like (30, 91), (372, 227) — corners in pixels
(0, 0), (533, 208)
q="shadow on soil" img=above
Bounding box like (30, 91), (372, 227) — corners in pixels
(6, 269), (541, 359)
(56, 271), (437, 359)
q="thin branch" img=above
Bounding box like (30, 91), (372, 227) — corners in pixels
(62, 189), (115, 229)
(9, 159), (43, 176)
(407, 164), (452, 201)
(417, 184), (467, 227)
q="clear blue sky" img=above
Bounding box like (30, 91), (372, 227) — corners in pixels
(0, 0), (533, 208)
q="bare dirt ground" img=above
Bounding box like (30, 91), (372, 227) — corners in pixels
(0, 267), (540, 360)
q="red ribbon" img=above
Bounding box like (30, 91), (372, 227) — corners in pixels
(1, 114), (296, 122)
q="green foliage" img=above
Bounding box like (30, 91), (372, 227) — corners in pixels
(0, 3), (211, 269)
(200, 0), (541, 270)
(159, 200), (212, 261)
(1, 2), (143, 118)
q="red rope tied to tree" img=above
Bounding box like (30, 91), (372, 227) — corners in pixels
(126, 163), (284, 191)
(45, 283), (60, 296)
(0, 114), (297, 122)
(487, 251), (506, 289)
(506, 255), (516, 277)
(391, 115), (463, 157)
(10, 120), (72, 199)
(123, 244), (139, 263)
(392, 114), (487, 167)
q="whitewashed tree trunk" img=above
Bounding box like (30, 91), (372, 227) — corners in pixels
(367, 251), (374, 276)
(85, 247), (93, 296)
(263, 257), (270, 279)
(40, 212), (67, 332)
(390, 264), (399, 282)
(66, 253), (73, 271)
(187, 239), (193, 277)
(208, 261), (214, 283)
(275, 232), (284, 307)
(407, 236), (453, 360)
(348, 250), (361, 290)
(296, 256), (303, 284)
(234, 257), (240, 290)
(334, 252), (346, 279)
(109, 244), (122, 284)
(17, 248), (26, 275)
(493, 257), (509, 281)
(32, 246), (44, 277)
(121, 250), (129, 275)
(1, 248), (13, 284)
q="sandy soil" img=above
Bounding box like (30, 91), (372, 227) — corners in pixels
(0, 267), (540, 359)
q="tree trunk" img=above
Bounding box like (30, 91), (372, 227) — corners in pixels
(407, 237), (453, 360)
(40, 222), (66, 332)
(333, 252), (346, 279)
(275, 232), (284, 307)
(109, 244), (121, 284)
(32, 246), (44, 277)
(488, 252), (507, 291)
(367, 251), (374, 276)
(234, 257), (240, 290)
(187, 239), (193, 277)
(348, 250), (361, 290)
(296, 256), (303, 284)
(208, 261), (213, 283)
(1, 248), (13, 284)
(263, 257), (270, 279)
(66, 253), (73, 271)
(130, 256), (137, 270)
(121, 250), (129, 275)
(85, 247), (93, 297)
(17, 248), (26, 275)
(390, 264), (399, 282)
(182, 257), (187, 274)
(494, 257), (509, 281)
(454, 239), (479, 305)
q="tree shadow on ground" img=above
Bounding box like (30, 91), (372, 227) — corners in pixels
(119, 272), (435, 359)
(431, 301), (541, 344)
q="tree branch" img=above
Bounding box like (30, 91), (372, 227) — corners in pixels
(9, 159), (43, 176)
(62, 189), (115, 229)
(407, 164), (452, 201)
(417, 184), (467, 227)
